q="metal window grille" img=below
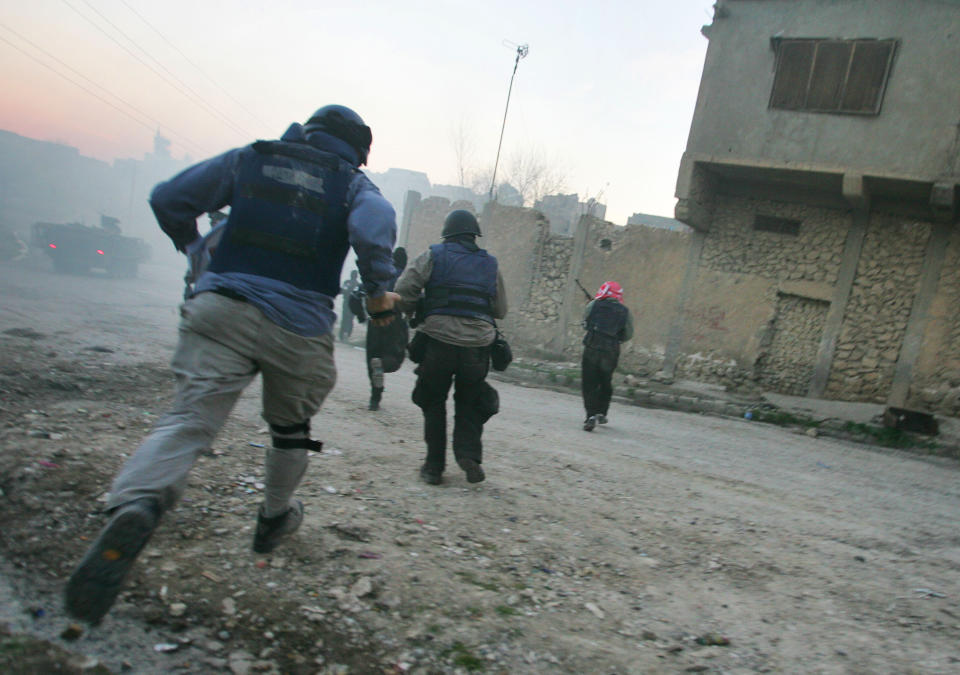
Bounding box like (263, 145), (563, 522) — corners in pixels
(770, 38), (897, 115)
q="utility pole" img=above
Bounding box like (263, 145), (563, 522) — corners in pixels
(489, 42), (529, 202)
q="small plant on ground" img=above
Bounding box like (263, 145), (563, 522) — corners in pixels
(455, 570), (500, 592)
(842, 422), (938, 450)
(443, 641), (485, 672)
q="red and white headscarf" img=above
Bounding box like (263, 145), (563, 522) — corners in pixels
(595, 281), (623, 302)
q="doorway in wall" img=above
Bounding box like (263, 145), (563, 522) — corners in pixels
(756, 292), (829, 395)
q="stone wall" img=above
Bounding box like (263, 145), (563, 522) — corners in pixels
(513, 233), (573, 351)
(401, 192), (960, 414)
(478, 202), (553, 346)
(676, 195), (847, 391)
(755, 293), (830, 395)
(699, 195), (846, 284)
(896, 224), (960, 413)
(825, 214), (930, 402)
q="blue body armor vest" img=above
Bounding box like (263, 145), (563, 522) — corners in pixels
(424, 241), (498, 324)
(207, 140), (354, 296)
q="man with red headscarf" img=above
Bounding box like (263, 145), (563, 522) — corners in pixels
(581, 281), (633, 431)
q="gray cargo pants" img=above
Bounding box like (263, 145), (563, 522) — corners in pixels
(108, 291), (337, 517)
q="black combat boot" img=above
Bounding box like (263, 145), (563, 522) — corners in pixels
(368, 358), (384, 410)
(253, 500), (303, 553)
(456, 456), (485, 484)
(419, 464), (442, 485)
(65, 497), (161, 624)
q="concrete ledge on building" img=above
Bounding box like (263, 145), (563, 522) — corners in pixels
(492, 357), (959, 460)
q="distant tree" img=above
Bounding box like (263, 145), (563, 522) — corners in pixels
(449, 118), (476, 188)
(449, 122), (567, 206)
(501, 146), (567, 207)
(468, 167), (494, 197)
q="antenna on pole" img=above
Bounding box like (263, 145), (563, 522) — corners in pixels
(489, 41), (529, 202)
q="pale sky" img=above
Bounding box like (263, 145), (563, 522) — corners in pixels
(0, 0), (715, 224)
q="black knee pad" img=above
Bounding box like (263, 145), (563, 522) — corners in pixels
(269, 421), (322, 452)
(269, 421), (310, 436)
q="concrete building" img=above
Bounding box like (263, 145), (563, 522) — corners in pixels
(536, 193), (609, 236)
(673, 0), (960, 412)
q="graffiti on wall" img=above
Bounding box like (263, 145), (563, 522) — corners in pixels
(684, 305), (729, 341)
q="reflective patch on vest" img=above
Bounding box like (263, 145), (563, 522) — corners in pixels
(240, 183), (327, 217)
(263, 165), (325, 194)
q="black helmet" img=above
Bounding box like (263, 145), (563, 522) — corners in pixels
(442, 210), (481, 238)
(303, 105), (372, 165)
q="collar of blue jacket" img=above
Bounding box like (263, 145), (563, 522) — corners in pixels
(280, 122), (360, 167)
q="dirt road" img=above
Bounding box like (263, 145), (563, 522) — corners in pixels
(1, 259), (959, 674)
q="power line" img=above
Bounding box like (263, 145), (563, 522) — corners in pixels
(0, 22), (209, 156)
(77, 0), (256, 138)
(118, 0), (271, 130)
(73, 0), (252, 138)
(60, 0), (252, 140)
(0, 30), (211, 157)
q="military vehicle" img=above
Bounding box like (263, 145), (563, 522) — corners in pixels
(30, 216), (151, 277)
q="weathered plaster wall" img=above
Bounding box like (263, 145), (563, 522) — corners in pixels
(668, 0), (960, 411)
(826, 214), (930, 402)
(685, 0), (960, 181)
(676, 269), (774, 389)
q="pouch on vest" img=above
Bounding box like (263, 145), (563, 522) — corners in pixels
(407, 330), (429, 364)
(491, 330), (512, 371)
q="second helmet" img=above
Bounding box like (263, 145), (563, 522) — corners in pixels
(442, 210), (481, 238)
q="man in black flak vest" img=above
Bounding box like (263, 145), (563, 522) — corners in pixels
(64, 105), (399, 624)
(395, 210), (507, 485)
(339, 269), (360, 341)
(581, 281), (633, 431)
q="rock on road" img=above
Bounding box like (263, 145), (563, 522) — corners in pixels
(1, 258), (959, 673)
